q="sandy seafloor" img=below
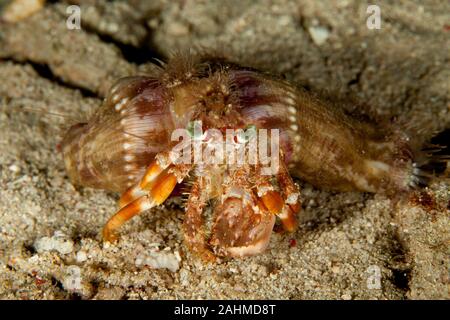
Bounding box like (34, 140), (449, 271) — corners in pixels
(0, 0), (449, 299)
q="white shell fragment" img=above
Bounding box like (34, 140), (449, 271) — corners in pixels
(135, 248), (181, 272)
(34, 231), (74, 255)
(308, 26), (330, 45)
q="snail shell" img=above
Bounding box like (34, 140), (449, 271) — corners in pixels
(61, 55), (445, 195)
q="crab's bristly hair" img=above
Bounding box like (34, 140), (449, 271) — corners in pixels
(177, 174), (197, 204)
(179, 181), (194, 192)
(149, 57), (166, 69)
(179, 193), (190, 207)
(409, 166), (435, 189)
(409, 129), (450, 188)
(160, 50), (209, 85)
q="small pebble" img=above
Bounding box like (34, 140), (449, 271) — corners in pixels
(341, 293), (352, 300)
(8, 164), (20, 173)
(135, 248), (181, 272)
(2, 0), (45, 23)
(34, 231), (74, 255)
(308, 26), (330, 45)
(76, 251), (88, 263)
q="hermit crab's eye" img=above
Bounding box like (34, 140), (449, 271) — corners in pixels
(236, 124), (257, 144)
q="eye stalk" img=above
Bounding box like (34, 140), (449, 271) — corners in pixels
(236, 124), (257, 144)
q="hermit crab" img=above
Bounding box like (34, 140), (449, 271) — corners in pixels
(61, 54), (448, 261)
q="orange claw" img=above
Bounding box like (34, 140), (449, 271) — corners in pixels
(118, 160), (165, 208)
(103, 195), (153, 242)
(139, 161), (164, 189)
(150, 170), (177, 204)
(279, 206), (298, 232)
(118, 186), (146, 209)
(261, 190), (284, 214)
(289, 202), (301, 214)
(104, 170), (178, 242)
